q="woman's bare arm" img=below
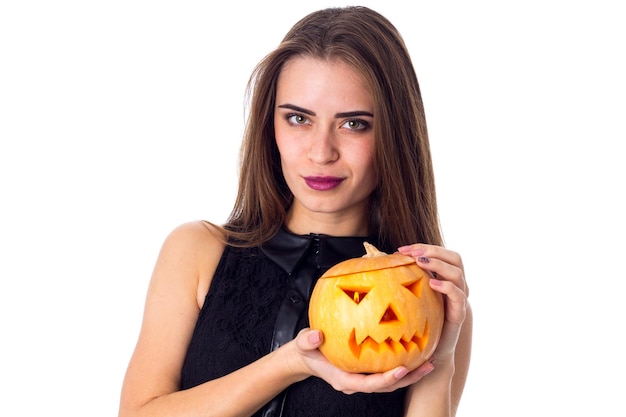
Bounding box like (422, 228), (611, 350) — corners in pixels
(117, 221), (308, 417)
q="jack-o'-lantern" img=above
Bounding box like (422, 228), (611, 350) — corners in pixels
(309, 242), (444, 373)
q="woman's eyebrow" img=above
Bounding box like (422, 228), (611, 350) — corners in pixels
(335, 110), (374, 118)
(277, 103), (315, 116)
(278, 104), (373, 119)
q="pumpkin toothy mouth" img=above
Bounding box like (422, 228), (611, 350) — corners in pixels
(347, 318), (431, 358)
(339, 280), (432, 359)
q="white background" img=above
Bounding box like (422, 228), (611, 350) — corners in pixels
(1, 1), (624, 416)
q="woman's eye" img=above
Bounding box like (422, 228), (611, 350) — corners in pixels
(286, 113), (310, 125)
(342, 119), (369, 131)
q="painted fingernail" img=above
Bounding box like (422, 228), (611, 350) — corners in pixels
(417, 256), (430, 264)
(421, 363), (434, 377)
(398, 246), (425, 256)
(394, 367), (409, 379)
(429, 278), (442, 286)
(309, 330), (321, 344)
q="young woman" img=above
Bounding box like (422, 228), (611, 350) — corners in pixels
(118, 6), (472, 417)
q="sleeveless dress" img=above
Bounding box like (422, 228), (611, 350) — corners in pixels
(180, 228), (406, 417)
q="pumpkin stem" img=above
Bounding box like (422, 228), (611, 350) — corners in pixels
(362, 242), (387, 258)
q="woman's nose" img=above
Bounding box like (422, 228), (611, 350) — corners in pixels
(307, 129), (338, 165)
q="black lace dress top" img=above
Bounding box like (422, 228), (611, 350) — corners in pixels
(180, 228), (407, 417)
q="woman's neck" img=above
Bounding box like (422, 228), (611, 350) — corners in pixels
(284, 204), (370, 237)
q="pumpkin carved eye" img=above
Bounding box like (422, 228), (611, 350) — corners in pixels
(403, 278), (423, 298)
(339, 286), (371, 304)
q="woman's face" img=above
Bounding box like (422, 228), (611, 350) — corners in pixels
(274, 56), (377, 235)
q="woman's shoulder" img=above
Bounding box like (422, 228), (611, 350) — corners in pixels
(159, 220), (227, 308)
(159, 221), (227, 260)
(164, 220), (226, 245)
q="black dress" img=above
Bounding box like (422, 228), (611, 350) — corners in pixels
(181, 228), (406, 417)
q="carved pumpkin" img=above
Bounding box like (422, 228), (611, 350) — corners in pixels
(308, 242), (444, 373)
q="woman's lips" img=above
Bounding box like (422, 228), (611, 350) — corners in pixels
(304, 176), (344, 191)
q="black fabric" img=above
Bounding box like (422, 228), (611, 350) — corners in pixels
(180, 228), (406, 417)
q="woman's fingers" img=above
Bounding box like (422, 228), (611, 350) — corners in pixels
(398, 244), (468, 297)
(322, 363), (434, 394)
(418, 256), (467, 296)
(429, 277), (467, 325)
(398, 244), (462, 269)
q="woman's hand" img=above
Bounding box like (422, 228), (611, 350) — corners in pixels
(289, 328), (436, 395)
(397, 244), (468, 363)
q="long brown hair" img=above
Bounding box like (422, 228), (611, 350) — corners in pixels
(218, 6), (443, 249)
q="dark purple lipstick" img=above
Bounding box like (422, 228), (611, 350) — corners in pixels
(304, 176), (344, 191)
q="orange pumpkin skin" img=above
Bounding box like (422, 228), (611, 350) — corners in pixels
(308, 243), (444, 373)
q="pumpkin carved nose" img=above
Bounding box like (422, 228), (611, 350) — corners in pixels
(380, 305), (399, 323)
